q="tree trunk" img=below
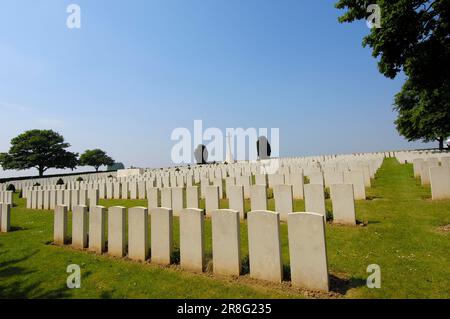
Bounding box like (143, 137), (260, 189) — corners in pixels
(95, 167), (99, 172)
(438, 137), (444, 150)
(38, 166), (45, 177)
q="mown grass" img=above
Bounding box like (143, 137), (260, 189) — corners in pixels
(0, 158), (449, 299)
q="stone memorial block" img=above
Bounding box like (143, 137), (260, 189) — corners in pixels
(330, 184), (356, 225)
(304, 184), (326, 218)
(211, 209), (241, 276)
(108, 206), (126, 257)
(121, 182), (129, 199)
(236, 176), (251, 199)
(269, 174), (284, 188)
(37, 190), (44, 210)
(430, 166), (450, 200)
(138, 181), (147, 199)
(255, 174), (267, 187)
(50, 190), (57, 209)
(89, 206), (107, 253)
(344, 171), (366, 200)
(150, 207), (173, 265)
(172, 187), (184, 216)
(72, 205), (88, 249)
(43, 190), (50, 210)
(420, 161), (432, 185)
(32, 190), (38, 209)
(128, 207), (149, 261)
(63, 190), (72, 210)
(113, 182), (122, 199)
(180, 208), (205, 272)
(290, 172), (305, 200)
(147, 187), (160, 210)
(288, 212), (329, 292)
(273, 185), (293, 222)
(129, 181), (137, 199)
(228, 185), (245, 220)
(106, 182), (113, 199)
(186, 186), (200, 209)
(89, 189), (99, 208)
(71, 189), (80, 209)
(205, 186), (220, 216)
(250, 185), (268, 212)
(213, 178), (224, 199)
(247, 210), (283, 283)
(79, 189), (88, 207)
(161, 188), (172, 209)
(54, 205), (68, 245)
(324, 171), (344, 188)
(308, 172), (324, 185)
(225, 177), (235, 198)
(0, 203), (11, 232)
(99, 183), (106, 199)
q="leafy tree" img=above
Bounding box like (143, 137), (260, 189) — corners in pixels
(336, 0), (450, 148)
(79, 149), (114, 172)
(394, 79), (450, 149)
(194, 144), (208, 165)
(257, 136), (272, 160)
(0, 130), (78, 177)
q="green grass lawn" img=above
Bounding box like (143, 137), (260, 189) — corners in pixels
(0, 158), (449, 299)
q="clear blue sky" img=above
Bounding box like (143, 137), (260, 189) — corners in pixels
(0, 0), (431, 177)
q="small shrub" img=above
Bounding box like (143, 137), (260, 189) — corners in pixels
(56, 178), (64, 185)
(33, 183), (41, 187)
(6, 184), (16, 192)
(76, 177), (84, 182)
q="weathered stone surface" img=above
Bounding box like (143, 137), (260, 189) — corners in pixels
(288, 212), (329, 292)
(172, 187), (184, 216)
(229, 185), (245, 220)
(273, 184), (293, 222)
(430, 166), (450, 200)
(150, 207), (173, 265)
(72, 205), (88, 249)
(186, 186), (200, 209)
(108, 206), (126, 257)
(179, 208), (205, 272)
(89, 206), (107, 253)
(250, 185), (267, 211)
(147, 187), (160, 210)
(205, 186), (219, 216)
(211, 209), (241, 276)
(0, 203), (11, 232)
(304, 184), (326, 218)
(247, 210), (283, 283)
(128, 207), (149, 261)
(330, 184), (356, 225)
(54, 205), (68, 245)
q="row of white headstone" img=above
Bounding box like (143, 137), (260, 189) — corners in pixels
(147, 184), (357, 225)
(26, 189), (99, 210)
(410, 156), (450, 200)
(3, 151), (385, 194)
(54, 205), (330, 292)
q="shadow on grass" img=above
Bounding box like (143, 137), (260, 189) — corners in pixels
(8, 226), (27, 232)
(0, 249), (72, 299)
(329, 274), (366, 295)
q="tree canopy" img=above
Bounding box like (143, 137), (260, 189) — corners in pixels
(0, 129), (78, 176)
(336, 0), (450, 148)
(79, 149), (114, 172)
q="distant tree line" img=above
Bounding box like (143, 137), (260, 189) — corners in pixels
(0, 129), (118, 176)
